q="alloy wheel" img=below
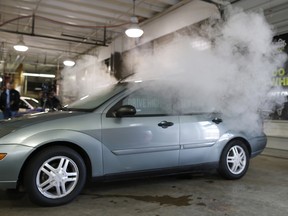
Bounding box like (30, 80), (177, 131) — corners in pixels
(36, 156), (79, 199)
(226, 145), (247, 175)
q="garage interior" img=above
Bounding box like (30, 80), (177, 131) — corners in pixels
(0, 0), (288, 214)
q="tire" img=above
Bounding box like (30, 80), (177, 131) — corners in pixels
(218, 140), (250, 180)
(24, 146), (87, 206)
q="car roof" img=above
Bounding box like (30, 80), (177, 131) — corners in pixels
(21, 96), (34, 100)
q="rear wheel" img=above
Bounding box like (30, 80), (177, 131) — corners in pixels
(218, 140), (249, 180)
(24, 146), (86, 206)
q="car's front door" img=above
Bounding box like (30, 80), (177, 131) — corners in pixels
(101, 87), (180, 174)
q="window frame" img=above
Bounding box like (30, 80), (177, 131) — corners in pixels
(106, 88), (178, 118)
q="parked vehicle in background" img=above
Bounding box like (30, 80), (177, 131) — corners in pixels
(0, 96), (43, 120)
(0, 81), (267, 206)
(18, 96), (44, 115)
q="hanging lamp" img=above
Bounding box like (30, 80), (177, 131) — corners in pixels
(63, 58), (76, 67)
(125, 0), (144, 38)
(14, 35), (29, 52)
(63, 43), (76, 67)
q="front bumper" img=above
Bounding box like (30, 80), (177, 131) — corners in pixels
(0, 144), (34, 189)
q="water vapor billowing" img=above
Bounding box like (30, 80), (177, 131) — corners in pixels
(131, 8), (287, 133)
(61, 55), (116, 104)
(60, 8), (286, 134)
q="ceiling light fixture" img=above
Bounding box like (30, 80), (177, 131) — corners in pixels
(23, 72), (55, 78)
(125, 0), (143, 38)
(63, 58), (76, 67)
(63, 43), (76, 67)
(191, 37), (211, 50)
(14, 35), (29, 52)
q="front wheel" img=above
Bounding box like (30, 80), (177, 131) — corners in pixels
(218, 140), (250, 180)
(24, 146), (87, 206)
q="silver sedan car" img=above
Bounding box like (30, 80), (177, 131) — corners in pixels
(0, 81), (266, 206)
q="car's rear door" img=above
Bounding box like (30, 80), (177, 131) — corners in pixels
(101, 86), (180, 174)
(176, 98), (223, 166)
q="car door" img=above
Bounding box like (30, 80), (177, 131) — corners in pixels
(18, 99), (30, 115)
(101, 87), (180, 174)
(177, 99), (224, 166)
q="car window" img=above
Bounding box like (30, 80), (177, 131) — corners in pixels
(65, 84), (126, 111)
(19, 100), (29, 109)
(108, 87), (176, 117)
(25, 99), (40, 108)
(162, 84), (217, 115)
(175, 97), (218, 115)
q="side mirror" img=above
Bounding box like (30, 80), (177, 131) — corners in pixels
(114, 105), (136, 118)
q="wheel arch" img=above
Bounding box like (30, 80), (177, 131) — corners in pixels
(218, 137), (251, 180)
(226, 137), (252, 157)
(17, 141), (93, 190)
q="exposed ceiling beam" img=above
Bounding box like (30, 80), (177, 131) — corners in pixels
(155, 0), (180, 5)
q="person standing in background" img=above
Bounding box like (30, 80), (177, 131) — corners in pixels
(0, 81), (20, 119)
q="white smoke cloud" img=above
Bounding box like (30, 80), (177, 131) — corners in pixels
(130, 7), (287, 133)
(59, 7), (287, 134)
(61, 55), (117, 104)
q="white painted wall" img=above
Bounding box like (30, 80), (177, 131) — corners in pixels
(264, 120), (288, 138)
(264, 121), (288, 150)
(97, 0), (219, 61)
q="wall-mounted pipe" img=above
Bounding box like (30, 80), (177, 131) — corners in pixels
(0, 29), (108, 46)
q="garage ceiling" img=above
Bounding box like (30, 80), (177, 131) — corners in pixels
(0, 0), (288, 76)
(0, 0), (193, 75)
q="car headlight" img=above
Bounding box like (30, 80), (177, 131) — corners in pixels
(0, 153), (7, 160)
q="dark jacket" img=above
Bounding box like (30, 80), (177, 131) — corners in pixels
(0, 89), (20, 111)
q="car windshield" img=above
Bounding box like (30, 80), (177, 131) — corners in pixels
(64, 83), (127, 111)
(25, 98), (40, 108)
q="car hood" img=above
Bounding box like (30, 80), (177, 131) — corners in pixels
(0, 111), (86, 138)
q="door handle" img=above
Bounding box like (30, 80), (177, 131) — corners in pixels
(158, 121), (174, 128)
(212, 118), (222, 124)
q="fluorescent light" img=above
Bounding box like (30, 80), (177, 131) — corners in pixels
(80, 95), (89, 100)
(14, 35), (29, 52)
(23, 72), (55, 78)
(63, 59), (76, 67)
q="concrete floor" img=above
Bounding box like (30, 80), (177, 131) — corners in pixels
(0, 154), (287, 216)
